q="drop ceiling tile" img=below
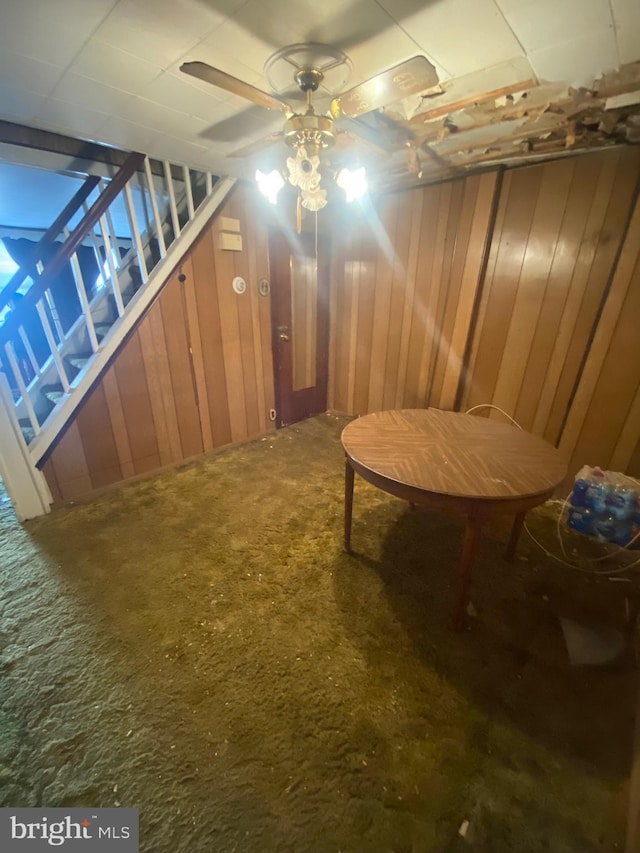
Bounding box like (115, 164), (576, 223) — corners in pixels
(203, 6), (301, 78)
(141, 72), (229, 122)
(93, 1), (203, 69)
(23, 0), (119, 31)
(71, 39), (162, 94)
(94, 116), (158, 152)
(382, 0), (524, 78)
(337, 20), (439, 86)
(529, 28), (619, 86)
(0, 53), (64, 98)
(52, 73), (135, 115)
(496, 0), (614, 54)
(98, 0), (243, 42)
(35, 98), (110, 138)
(0, 16), (86, 69)
(0, 85), (46, 123)
(120, 97), (210, 138)
(263, 0), (397, 58)
(241, 0), (356, 42)
(611, 0), (640, 64)
(143, 132), (212, 166)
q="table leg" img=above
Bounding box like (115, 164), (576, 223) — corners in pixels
(504, 511), (526, 562)
(344, 456), (354, 554)
(455, 517), (483, 628)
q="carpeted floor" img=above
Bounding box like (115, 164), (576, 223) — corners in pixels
(0, 413), (638, 852)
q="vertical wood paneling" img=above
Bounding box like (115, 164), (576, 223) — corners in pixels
(544, 149), (639, 443)
(353, 256), (376, 415)
(428, 179), (468, 405)
(461, 147), (640, 451)
(102, 367), (136, 481)
(42, 184), (275, 502)
(75, 383), (123, 490)
(40, 147), (640, 505)
(213, 225), (248, 442)
(367, 196), (400, 412)
(439, 171), (498, 409)
(243, 186), (268, 434)
(381, 188), (414, 409)
(48, 421), (92, 501)
(158, 274), (204, 459)
(403, 184), (441, 408)
(181, 255), (214, 453)
(487, 161), (572, 421)
(189, 226), (232, 449)
(394, 188), (424, 408)
(137, 301), (182, 466)
(228, 192), (261, 438)
(41, 457), (62, 504)
(417, 182), (452, 404)
(463, 167), (542, 410)
(114, 331), (161, 475)
(330, 172), (497, 416)
(559, 192), (640, 482)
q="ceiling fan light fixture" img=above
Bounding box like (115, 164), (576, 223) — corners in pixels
(300, 185), (328, 211)
(336, 166), (367, 202)
(287, 146), (321, 191)
(255, 168), (285, 204)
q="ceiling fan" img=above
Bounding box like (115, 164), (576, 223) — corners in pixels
(180, 44), (439, 209)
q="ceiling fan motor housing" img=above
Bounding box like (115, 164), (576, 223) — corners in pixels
(294, 68), (323, 92)
(284, 113), (337, 150)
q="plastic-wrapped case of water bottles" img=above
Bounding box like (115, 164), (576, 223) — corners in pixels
(566, 465), (640, 547)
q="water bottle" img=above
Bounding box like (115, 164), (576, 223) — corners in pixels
(606, 485), (636, 521)
(593, 513), (617, 543)
(586, 475), (609, 514)
(570, 477), (589, 508)
(567, 506), (594, 535)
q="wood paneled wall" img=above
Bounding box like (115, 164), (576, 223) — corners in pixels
(329, 146), (640, 485)
(40, 145), (640, 502)
(461, 147), (640, 444)
(330, 170), (499, 415)
(560, 189), (640, 484)
(42, 185), (276, 502)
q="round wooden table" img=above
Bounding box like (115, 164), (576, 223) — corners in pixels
(341, 408), (568, 624)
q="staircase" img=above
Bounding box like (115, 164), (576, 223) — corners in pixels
(0, 151), (236, 474)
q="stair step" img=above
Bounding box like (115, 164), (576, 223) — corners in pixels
(95, 322), (113, 341)
(65, 352), (93, 371)
(41, 383), (65, 404)
(19, 418), (35, 445)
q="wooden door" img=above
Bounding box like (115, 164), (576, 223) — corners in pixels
(269, 229), (330, 428)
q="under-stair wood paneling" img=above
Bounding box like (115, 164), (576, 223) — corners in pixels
(42, 184), (276, 503)
(462, 147), (640, 442)
(329, 171), (499, 415)
(559, 187), (640, 488)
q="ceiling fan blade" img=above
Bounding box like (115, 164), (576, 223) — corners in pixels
(331, 56), (439, 119)
(226, 132), (284, 158)
(180, 61), (291, 114)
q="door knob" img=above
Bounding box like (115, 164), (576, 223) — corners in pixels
(279, 332), (289, 341)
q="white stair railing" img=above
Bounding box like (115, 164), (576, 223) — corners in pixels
(0, 153), (227, 460)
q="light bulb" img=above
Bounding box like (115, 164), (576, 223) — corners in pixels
(336, 166), (367, 203)
(255, 169), (284, 204)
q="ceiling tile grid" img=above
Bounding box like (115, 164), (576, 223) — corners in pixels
(0, 0), (636, 188)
